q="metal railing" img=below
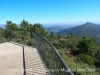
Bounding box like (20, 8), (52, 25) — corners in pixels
(0, 28), (74, 75)
(34, 31), (74, 75)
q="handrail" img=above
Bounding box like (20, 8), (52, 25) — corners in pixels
(34, 30), (74, 75)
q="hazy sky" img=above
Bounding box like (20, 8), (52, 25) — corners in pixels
(0, 0), (100, 24)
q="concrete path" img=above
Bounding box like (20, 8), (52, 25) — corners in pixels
(0, 42), (47, 75)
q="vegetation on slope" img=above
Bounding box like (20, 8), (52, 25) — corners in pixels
(59, 22), (100, 43)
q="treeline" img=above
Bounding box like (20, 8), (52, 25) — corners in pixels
(0, 20), (63, 44)
(0, 20), (100, 74)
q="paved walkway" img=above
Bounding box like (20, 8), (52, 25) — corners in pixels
(0, 42), (47, 75)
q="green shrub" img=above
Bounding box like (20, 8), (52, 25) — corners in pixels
(78, 54), (94, 65)
(12, 38), (22, 43)
(26, 39), (35, 47)
(0, 38), (7, 43)
(73, 71), (82, 75)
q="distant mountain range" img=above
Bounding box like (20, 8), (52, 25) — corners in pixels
(58, 22), (100, 43)
(44, 24), (78, 34)
(59, 22), (100, 37)
(0, 24), (5, 28)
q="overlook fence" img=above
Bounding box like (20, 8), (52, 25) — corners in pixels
(0, 28), (74, 75)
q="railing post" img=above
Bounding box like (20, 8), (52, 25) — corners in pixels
(22, 47), (26, 75)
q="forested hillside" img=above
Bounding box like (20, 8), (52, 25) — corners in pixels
(0, 20), (100, 75)
(59, 22), (100, 43)
(45, 25), (75, 34)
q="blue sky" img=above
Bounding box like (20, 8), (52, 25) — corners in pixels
(0, 0), (100, 24)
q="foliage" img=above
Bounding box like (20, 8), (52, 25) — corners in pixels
(67, 32), (76, 38)
(95, 49), (100, 67)
(49, 31), (57, 41)
(77, 36), (96, 57)
(73, 71), (82, 75)
(32, 23), (48, 38)
(26, 39), (35, 47)
(66, 38), (80, 51)
(0, 38), (8, 43)
(77, 54), (94, 65)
